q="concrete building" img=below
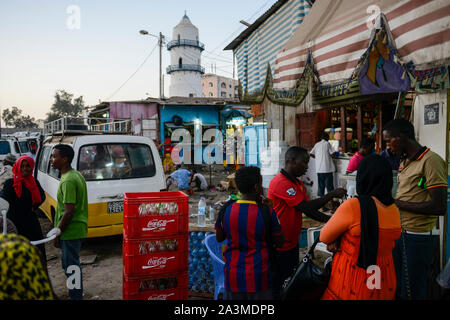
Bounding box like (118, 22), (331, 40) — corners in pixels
(167, 13), (205, 97)
(201, 74), (239, 99)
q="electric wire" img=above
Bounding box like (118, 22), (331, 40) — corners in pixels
(105, 42), (159, 101)
(208, 0), (275, 55)
(174, 49), (233, 76)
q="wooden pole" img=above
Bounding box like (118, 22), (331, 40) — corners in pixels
(209, 164), (212, 188)
(340, 106), (347, 153)
(282, 105), (286, 141)
(376, 103), (383, 154)
(357, 105), (363, 148)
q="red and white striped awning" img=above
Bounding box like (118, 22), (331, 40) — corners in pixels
(273, 0), (450, 90)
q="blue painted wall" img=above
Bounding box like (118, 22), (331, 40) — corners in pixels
(160, 105), (222, 162)
(160, 105), (221, 143)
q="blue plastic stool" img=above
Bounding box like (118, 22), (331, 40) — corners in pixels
(205, 234), (226, 300)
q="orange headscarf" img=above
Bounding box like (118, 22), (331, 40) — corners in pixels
(12, 155), (42, 205)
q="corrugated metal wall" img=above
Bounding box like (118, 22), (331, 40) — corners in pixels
(235, 0), (311, 93)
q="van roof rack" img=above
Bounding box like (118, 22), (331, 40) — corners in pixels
(44, 117), (134, 136)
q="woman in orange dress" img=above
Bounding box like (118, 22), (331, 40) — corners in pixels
(320, 155), (401, 300)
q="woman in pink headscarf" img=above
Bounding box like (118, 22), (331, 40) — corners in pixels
(0, 155), (46, 259)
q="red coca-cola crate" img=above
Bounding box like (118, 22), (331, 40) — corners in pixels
(123, 235), (188, 276)
(123, 213), (188, 239)
(123, 191), (189, 218)
(123, 272), (188, 300)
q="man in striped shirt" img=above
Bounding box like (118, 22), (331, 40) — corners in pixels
(215, 166), (284, 300)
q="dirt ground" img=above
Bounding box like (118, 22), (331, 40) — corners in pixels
(40, 165), (235, 300)
(39, 165), (330, 300)
(40, 215), (124, 300)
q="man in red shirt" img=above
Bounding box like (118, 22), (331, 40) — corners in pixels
(268, 146), (346, 299)
(346, 137), (375, 173)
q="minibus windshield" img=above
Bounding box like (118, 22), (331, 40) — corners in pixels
(78, 143), (156, 181)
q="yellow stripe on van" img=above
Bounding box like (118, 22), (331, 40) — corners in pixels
(40, 192), (123, 238)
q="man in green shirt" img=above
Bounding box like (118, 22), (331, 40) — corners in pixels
(46, 144), (88, 300)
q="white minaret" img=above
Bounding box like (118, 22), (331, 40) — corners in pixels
(167, 12), (204, 97)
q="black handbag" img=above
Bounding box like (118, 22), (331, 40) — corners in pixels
(281, 237), (332, 300)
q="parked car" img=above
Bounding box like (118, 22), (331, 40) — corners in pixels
(35, 133), (166, 238)
(0, 136), (33, 162)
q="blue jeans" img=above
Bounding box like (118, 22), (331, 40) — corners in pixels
(272, 246), (299, 300)
(61, 239), (83, 300)
(317, 172), (334, 197)
(393, 232), (438, 300)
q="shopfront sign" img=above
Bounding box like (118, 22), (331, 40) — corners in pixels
(424, 103), (440, 125)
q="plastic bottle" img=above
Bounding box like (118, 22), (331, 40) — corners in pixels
(197, 231), (205, 241)
(197, 197), (206, 227)
(209, 205), (215, 221)
(198, 247), (206, 257)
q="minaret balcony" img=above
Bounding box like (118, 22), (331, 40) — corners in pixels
(167, 39), (205, 51)
(166, 64), (205, 74)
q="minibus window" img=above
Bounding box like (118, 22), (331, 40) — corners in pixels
(48, 147), (60, 179)
(48, 165), (60, 179)
(14, 142), (20, 154)
(29, 139), (38, 153)
(0, 141), (11, 155)
(19, 141), (30, 153)
(78, 143), (156, 181)
(39, 147), (51, 173)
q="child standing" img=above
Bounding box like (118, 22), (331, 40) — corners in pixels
(215, 166), (284, 300)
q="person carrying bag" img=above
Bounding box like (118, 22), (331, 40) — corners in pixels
(281, 236), (333, 300)
(319, 155), (401, 300)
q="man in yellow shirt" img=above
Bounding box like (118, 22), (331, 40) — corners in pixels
(162, 153), (174, 174)
(383, 119), (447, 300)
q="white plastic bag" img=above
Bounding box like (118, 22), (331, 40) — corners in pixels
(436, 258), (450, 289)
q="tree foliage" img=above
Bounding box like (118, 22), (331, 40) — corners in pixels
(2, 107), (38, 128)
(46, 90), (85, 122)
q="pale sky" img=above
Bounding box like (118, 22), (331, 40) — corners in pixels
(0, 0), (275, 123)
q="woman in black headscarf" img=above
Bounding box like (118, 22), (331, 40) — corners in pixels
(319, 155), (401, 300)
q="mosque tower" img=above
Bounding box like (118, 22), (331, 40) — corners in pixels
(167, 12), (205, 97)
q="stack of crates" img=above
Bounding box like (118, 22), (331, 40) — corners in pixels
(122, 191), (189, 300)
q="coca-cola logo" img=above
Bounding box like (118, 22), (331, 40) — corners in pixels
(142, 219), (175, 232)
(142, 256), (175, 270)
(147, 293), (175, 300)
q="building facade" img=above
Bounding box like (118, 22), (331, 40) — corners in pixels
(89, 99), (160, 143)
(201, 74), (239, 99)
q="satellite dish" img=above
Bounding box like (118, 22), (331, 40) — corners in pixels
(172, 115), (183, 126)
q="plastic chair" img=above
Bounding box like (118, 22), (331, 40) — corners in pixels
(205, 234), (226, 300)
(307, 226), (331, 255)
